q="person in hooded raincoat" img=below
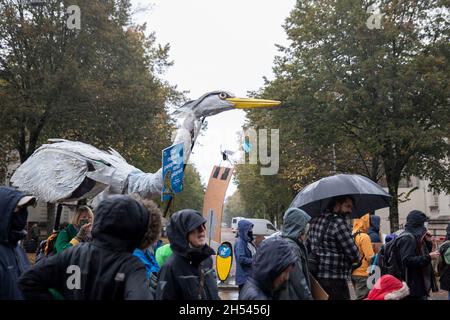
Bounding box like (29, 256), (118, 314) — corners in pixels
(276, 208), (313, 300)
(239, 236), (296, 300)
(155, 209), (220, 300)
(351, 214), (375, 300)
(397, 210), (440, 300)
(234, 219), (257, 291)
(0, 187), (35, 300)
(18, 195), (154, 300)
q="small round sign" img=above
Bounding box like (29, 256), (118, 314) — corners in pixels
(216, 241), (233, 282)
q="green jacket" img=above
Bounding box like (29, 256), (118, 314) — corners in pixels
(54, 224), (78, 253)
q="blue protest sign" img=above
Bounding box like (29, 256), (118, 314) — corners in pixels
(162, 143), (184, 201)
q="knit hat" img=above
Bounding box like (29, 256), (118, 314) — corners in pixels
(366, 275), (409, 300)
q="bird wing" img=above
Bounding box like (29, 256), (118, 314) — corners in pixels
(11, 145), (93, 202)
(11, 140), (138, 202)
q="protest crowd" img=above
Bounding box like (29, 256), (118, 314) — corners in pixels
(1, 184), (449, 301)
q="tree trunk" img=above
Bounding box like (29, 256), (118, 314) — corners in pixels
(386, 174), (400, 233)
(46, 202), (56, 235)
(371, 155), (381, 182)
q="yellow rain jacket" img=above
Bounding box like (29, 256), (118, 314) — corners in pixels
(352, 214), (375, 277)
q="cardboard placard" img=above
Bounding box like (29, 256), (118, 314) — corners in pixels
(202, 166), (234, 244)
(309, 273), (329, 300)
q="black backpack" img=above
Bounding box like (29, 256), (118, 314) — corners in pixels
(380, 232), (415, 280)
(351, 230), (365, 271)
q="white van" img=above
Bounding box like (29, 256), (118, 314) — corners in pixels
(232, 217), (278, 236)
(231, 217), (245, 233)
(243, 218), (278, 236)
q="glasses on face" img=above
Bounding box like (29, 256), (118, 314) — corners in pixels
(196, 223), (206, 233)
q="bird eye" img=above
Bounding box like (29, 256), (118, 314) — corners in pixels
(219, 92), (228, 100)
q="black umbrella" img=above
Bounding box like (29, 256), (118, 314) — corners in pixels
(290, 174), (391, 218)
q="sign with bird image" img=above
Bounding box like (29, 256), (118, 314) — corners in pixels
(216, 242), (233, 282)
(162, 143), (184, 201)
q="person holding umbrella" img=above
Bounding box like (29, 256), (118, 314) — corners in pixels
(290, 174), (392, 300)
(306, 195), (360, 300)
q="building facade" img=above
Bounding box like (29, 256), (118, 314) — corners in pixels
(376, 177), (450, 236)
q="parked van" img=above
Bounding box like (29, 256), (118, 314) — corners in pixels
(241, 218), (278, 236)
(231, 217), (245, 233)
(247, 218), (278, 236)
(232, 217), (278, 236)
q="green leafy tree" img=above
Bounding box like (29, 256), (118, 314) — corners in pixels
(169, 165), (205, 214)
(223, 190), (247, 226)
(0, 0), (180, 175)
(249, 0), (449, 231)
(234, 162), (292, 227)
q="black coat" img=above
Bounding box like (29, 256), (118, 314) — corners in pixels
(0, 187), (31, 300)
(276, 237), (313, 300)
(239, 237), (296, 300)
(397, 211), (438, 298)
(155, 209), (220, 300)
(18, 195), (153, 300)
(439, 240), (450, 291)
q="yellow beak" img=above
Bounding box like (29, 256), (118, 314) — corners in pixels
(226, 97), (281, 109)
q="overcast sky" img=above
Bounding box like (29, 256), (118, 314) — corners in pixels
(131, 0), (296, 196)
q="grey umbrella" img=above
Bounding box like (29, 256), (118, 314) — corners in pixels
(289, 174), (391, 218)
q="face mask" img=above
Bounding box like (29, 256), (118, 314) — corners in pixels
(9, 208), (28, 243)
(10, 208), (28, 232)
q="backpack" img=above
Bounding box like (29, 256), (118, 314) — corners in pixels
(35, 231), (60, 263)
(380, 232), (415, 280)
(437, 240), (450, 276)
(351, 230), (365, 271)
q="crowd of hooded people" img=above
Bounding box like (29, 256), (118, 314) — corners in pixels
(1, 186), (450, 301)
(234, 195), (450, 301)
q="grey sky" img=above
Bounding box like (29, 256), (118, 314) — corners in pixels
(131, 0), (295, 196)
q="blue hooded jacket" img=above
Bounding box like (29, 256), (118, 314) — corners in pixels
(234, 219), (255, 286)
(368, 215), (381, 243)
(0, 187), (31, 300)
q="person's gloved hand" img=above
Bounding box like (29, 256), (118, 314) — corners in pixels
(75, 223), (92, 242)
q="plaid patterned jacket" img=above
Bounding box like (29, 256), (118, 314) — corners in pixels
(307, 211), (360, 280)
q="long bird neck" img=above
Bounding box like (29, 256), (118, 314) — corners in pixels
(172, 112), (199, 164)
(126, 112), (200, 200)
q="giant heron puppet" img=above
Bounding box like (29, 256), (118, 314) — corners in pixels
(11, 91), (280, 206)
